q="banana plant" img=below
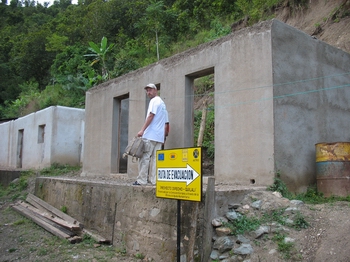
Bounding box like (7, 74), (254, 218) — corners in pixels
(84, 36), (115, 80)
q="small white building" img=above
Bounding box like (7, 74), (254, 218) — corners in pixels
(0, 106), (85, 170)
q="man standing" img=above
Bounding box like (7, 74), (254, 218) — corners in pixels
(133, 83), (167, 185)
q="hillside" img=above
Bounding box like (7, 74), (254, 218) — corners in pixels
(276, 0), (350, 53)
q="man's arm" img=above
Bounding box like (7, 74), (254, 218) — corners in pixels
(137, 113), (155, 137)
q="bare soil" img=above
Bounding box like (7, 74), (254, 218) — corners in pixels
(1, 0), (350, 261)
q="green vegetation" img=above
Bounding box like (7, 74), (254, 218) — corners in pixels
(267, 171), (293, 199)
(0, 0), (311, 120)
(60, 205), (68, 213)
(39, 163), (81, 177)
(135, 253), (145, 259)
(223, 205), (309, 259)
(268, 171), (350, 204)
(272, 233), (295, 259)
(224, 215), (260, 235)
(0, 164), (81, 202)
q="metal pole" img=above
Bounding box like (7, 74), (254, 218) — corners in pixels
(177, 199), (181, 262)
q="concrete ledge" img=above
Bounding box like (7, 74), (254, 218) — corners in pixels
(34, 176), (267, 261)
(0, 169), (21, 187)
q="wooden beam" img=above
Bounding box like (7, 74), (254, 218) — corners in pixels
(12, 204), (72, 239)
(26, 193), (83, 228)
(18, 201), (81, 232)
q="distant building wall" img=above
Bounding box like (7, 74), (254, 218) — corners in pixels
(0, 106), (85, 170)
(82, 19), (350, 193)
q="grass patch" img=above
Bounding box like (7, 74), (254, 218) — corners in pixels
(39, 163), (81, 177)
(272, 233), (295, 259)
(224, 215), (261, 235)
(0, 164), (81, 202)
(267, 172), (350, 204)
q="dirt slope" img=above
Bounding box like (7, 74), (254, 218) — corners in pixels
(275, 0), (350, 53)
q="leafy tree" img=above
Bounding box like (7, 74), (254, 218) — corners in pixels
(135, 0), (168, 60)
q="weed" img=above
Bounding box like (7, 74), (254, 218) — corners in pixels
(135, 253), (145, 259)
(272, 232), (294, 259)
(293, 211), (309, 230)
(8, 248), (17, 253)
(60, 205), (68, 213)
(13, 219), (26, 226)
(267, 171), (292, 199)
(262, 208), (287, 225)
(224, 215), (260, 235)
(82, 234), (96, 245)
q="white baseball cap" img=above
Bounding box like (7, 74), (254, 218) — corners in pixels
(144, 83), (157, 89)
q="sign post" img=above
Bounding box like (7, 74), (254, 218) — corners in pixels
(156, 147), (202, 261)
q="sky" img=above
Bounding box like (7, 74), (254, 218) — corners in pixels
(35, 0), (78, 6)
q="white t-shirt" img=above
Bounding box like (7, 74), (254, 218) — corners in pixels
(143, 96), (167, 143)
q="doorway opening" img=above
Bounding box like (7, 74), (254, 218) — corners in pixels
(186, 68), (215, 176)
(111, 94), (129, 174)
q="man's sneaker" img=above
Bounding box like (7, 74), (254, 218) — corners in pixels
(132, 181), (141, 186)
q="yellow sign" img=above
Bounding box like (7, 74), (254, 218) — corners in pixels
(156, 147), (202, 202)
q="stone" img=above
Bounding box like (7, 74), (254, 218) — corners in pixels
(233, 243), (254, 255)
(290, 200), (304, 206)
(253, 226), (270, 238)
(226, 210), (239, 221)
(212, 217), (228, 227)
(236, 235), (250, 244)
(213, 236), (234, 253)
(216, 227), (233, 237)
(228, 203), (241, 209)
(251, 200), (262, 210)
(210, 250), (220, 260)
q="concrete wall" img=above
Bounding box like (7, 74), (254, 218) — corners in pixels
(271, 21), (350, 192)
(0, 106), (85, 170)
(35, 177), (178, 261)
(82, 19), (350, 193)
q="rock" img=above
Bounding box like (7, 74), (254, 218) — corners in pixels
(213, 236), (234, 253)
(236, 235), (250, 244)
(290, 200), (304, 206)
(216, 227), (232, 237)
(284, 237), (295, 243)
(233, 243), (254, 255)
(228, 203), (241, 209)
(226, 210), (239, 221)
(210, 250), (220, 260)
(272, 191), (282, 198)
(212, 217), (228, 227)
(253, 225), (270, 238)
(285, 207), (298, 213)
(219, 252), (230, 259)
(251, 200), (262, 210)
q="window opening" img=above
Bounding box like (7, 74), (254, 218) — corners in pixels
(38, 124), (45, 143)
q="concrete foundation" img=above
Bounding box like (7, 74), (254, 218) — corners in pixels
(34, 176), (265, 261)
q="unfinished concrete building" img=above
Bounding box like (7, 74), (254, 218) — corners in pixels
(0, 106), (85, 170)
(82, 19), (350, 192)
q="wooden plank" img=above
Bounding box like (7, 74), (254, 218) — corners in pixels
(26, 193), (83, 228)
(68, 235), (82, 244)
(12, 204), (71, 239)
(18, 201), (81, 232)
(82, 229), (111, 244)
